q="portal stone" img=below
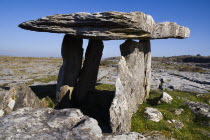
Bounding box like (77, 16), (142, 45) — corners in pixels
(56, 35), (83, 103)
(75, 40), (104, 106)
(110, 39), (150, 133)
(140, 40), (151, 99)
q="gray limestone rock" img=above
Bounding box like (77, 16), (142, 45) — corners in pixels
(1, 68), (14, 76)
(19, 11), (190, 40)
(75, 39), (104, 106)
(109, 40), (150, 133)
(140, 40), (151, 99)
(171, 108), (184, 115)
(158, 92), (173, 104)
(151, 68), (210, 93)
(0, 108), (103, 140)
(185, 101), (210, 126)
(0, 84), (48, 116)
(167, 119), (184, 129)
(144, 107), (163, 122)
(56, 35), (83, 102)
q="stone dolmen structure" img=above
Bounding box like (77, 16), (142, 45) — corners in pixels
(19, 11), (190, 133)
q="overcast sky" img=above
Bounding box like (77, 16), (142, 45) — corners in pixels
(0, 0), (209, 58)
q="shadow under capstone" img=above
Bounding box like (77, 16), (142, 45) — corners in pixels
(79, 89), (115, 133)
(30, 84), (56, 102)
(30, 83), (115, 133)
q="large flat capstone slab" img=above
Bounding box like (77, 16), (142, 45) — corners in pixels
(19, 11), (190, 40)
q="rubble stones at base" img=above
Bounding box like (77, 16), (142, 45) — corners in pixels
(144, 107), (163, 122)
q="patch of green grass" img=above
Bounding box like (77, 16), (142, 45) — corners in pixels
(42, 96), (55, 108)
(95, 83), (115, 91)
(33, 75), (58, 83)
(100, 59), (118, 67)
(131, 90), (210, 139)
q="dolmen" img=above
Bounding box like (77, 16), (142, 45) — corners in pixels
(19, 11), (190, 133)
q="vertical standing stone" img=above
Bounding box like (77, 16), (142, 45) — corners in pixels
(75, 39), (104, 106)
(56, 35), (83, 103)
(140, 40), (151, 99)
(109, 39), (147, 133)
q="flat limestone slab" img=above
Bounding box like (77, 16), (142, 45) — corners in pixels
(19, 11), (190, 40)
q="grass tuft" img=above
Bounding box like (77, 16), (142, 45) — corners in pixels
(95, 83), (115, 91)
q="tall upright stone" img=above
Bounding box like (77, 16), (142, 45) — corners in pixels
(75, 40), (104, 106)
(56, 35), (83, 103)
(140, 40), (151, 99)
(110, 39), (149, 133)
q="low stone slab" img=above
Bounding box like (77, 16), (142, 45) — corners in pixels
(0, 108), (103, 140)
(19, 11), (190, 40)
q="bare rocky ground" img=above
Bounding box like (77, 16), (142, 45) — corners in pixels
(99, 57), (210, 94)
(0, 57), (61, 87)
(1, 56), (210, 94)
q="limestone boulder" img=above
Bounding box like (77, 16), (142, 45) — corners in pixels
(19, 11), (190, 40)
(0, 108), (103, 140)
(0, 84), (48, 117)
(158, 92), (173, 104)
(144, 107), (163, 122)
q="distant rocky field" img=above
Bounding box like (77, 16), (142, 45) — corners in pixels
(0, 56), (210, 93)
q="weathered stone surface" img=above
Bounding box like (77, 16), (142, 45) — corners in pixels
(75, 39), (104, 106)
(151, 68), (210, 93)
(0, 108), (103, 140)
(56, 35), (83, 103)
(171, 108), (184, 115)
(144, 107), (163, 122)
(103, 132), (146, 140)
(158, 92), (173, 104)
(19, 11), (190, 40)
(109, 40), (146, 133)
(167, 119), (184, 129)
(0, 84), (48, 117)
(153, 22), (190, 39)
(140, 40), (151, 99)
(185, 101), (210, 126)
